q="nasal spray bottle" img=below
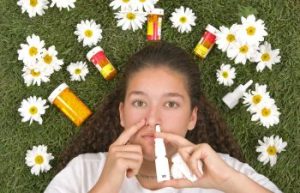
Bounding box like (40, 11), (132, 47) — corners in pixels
(222, 80), (253, 109)
(155, 125), (171, 182)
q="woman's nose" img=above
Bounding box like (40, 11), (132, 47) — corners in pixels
(145, 106), (160, 128)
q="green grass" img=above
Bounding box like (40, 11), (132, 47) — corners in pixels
(0, 0), (299, 192)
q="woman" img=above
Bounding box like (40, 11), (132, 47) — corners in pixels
(45, 42), (281, 193)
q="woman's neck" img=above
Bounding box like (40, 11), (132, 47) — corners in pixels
(136, 158), (172, 190)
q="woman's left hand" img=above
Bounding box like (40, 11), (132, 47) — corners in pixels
(155, 131), (239, 191)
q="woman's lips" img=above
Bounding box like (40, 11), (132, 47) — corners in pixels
(142, 133), (155, 141)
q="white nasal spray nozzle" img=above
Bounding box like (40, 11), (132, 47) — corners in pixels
(222, 80), (253, 109)
(154, 125), (171, 182)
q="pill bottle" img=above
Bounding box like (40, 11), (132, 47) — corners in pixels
(194, 24), (218, 59)
(147, 8), (164, 41)
(87, 46), (117, 80)
(48, 83), (92, 126)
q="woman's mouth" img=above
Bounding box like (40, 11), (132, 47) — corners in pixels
(142, 133), (155, 142)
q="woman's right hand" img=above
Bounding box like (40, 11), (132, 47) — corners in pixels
(89, 119), (146, 193)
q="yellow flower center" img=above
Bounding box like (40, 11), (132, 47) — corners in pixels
(239, 45), (249, 54)
(246, 26), (256, 36)
(29, 47), (38, 57)
(222, 71), (229, 78)
(30, 69), (40, 77)
(126, 13), (136, 20)
(179, 16), (187, 24)
(122, 0), (130, 2)
(267, 146), (277, 156)
(226, 34), (236, 42)
(261, 53), (271, 62)
(30, 0), (38, 7)
(29, 106), (38, 115)
(84, 29), (93, 38)
(43, 54), (53, 64)
(34, 155), (44, 165)
(139, 0), (146, 2)
(261, 107), (271, 117)
(252, 95), (262, 105)
(75, 68), (81, 75)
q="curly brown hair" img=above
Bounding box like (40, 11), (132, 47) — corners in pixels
(57, 42), (244, 171)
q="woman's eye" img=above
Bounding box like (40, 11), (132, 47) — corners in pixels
(132, 100), (146, 107)
(165, 101), (179, 108)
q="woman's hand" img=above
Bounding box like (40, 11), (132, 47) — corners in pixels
(155, 131), (239, 191)
(89, 119), (146, 193)
(156, 132), (272, 193)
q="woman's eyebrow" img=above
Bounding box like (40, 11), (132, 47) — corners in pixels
(163, 93), (184, 99)
(127, 91), (146, 97)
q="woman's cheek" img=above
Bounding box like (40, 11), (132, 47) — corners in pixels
(124, 108), (147, 128)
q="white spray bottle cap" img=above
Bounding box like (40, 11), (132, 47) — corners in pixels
(222, 80), (253, 109)
(171, 153), (203, 182)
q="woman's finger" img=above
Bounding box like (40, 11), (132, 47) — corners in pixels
(109, 144), (142, 154)
(113, 119), (146, 145)
(155, 132), (193, 148)
(114, 151), (143, 162)
(122, 158), (143, 178)
(177, 145), (194, 162)
(188, 156), (204, 178)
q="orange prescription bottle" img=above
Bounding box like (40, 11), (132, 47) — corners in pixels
(87, 46), (117, 80)
(194, 24), (218, 59)
(48, 83), (92, 126)
(147, 8), (164, 41)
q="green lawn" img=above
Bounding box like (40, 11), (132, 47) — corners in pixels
(0, 0), (299, 192)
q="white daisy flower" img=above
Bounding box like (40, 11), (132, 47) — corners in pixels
(243, 83), (274, 113)
(25, 145), (54, 175)
(251, 100), (280, 128)
(74, 19), (103, 47)
(39, 46), (64, 74)
(136, 0), (155, 12)
(227, 40), (258, 64)
(50, 0), (76, 11)
(253, 42), (281, 72)
(256, 135), (287, 167)
(216, 24), (241, 52)
(115, 10), (147, 31)
(22, 63), (51, 86)
(216, 64), (236, 86)
(17, 0), (49, 18)
(170, 6), (197, 33)
(237, 14), (268, 45)
(67, 61), (89, 81)
(109, 0), (135, 11)
(18, 96), (49, 125)
(18, 34), (45, 66)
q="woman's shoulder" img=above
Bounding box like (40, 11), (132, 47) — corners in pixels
(217, 153), (256, 174)
(217, 153), (282, 193)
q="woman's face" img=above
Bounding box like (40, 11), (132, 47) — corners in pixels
(119, 66), (197, 160)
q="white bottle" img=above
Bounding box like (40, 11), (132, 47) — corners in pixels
(222, 80), (253, 109)
(171, 153), (201, 182)
(154, 125), (171, 182)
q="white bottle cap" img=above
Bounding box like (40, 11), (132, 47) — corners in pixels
(171, 153), (197, 182)
(149, 8), (164, 15)
(86, 46), (103, 61)
(205, 24), (218, 36)
(222, 80), (253, 109)
(48, 83), (68, 104)
(171, 164), (184, 179)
